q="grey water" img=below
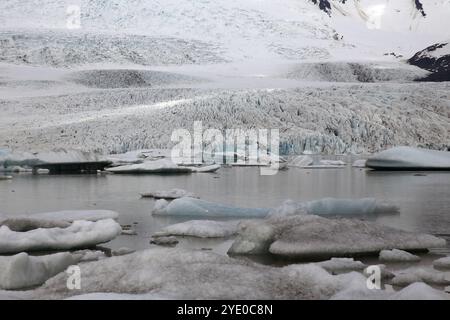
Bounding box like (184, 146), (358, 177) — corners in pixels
(1, 165), (450, 256)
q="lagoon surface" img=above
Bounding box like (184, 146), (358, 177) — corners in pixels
(1, 165), (450, 256)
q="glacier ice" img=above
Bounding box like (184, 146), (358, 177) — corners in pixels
(0, 252), (80, 290)
(379, 249), (421, 262)
(228, 215), (446, 258)
(288, 155), (313, 167)
(315, 258), (366, 274)
(153, 220), (240, 238)
(0, 219), (122, 254)
(352, 159), (367, 167)
(366, 146), (450, 170)
(153, 197), (270, 218)
(106, 159), (192, 174)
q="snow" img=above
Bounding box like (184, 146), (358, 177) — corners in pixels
(366, 147), (450, 170)
(315, 258), (366, 274)
(0, 219), (122, 254)
(140, 188), (196, 199)
(229, 215), (446, 258)
(379, 249), (421, 262)
(391, 267), (450, 287)
(153, 220), (239, 238)
(352, 159), (367, 167)
(433, 256), (450, 269)
(106, 159), (192, 174)
(153, 197), (270, 218)
(0, 252), (80, 290)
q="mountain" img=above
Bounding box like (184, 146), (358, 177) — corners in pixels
(408, 42), (450, 81)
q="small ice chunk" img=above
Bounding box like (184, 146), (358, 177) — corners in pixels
(154, 220), (239, 238)
(0, 252), (80, 290)
(433, 256), (450, 269)
(112, 247), (135, 256)
(141, 188), (196, 199)
(191, 164), (221, 173)
(315, 258), (366, 274)
(305, 198), (399, 215)
(379, 249), (421, 262)
(153, 197), (270, 218)
(0, 219), (122, 254)
(352, 159), (367, 168)
(29, 210), (119, 222)
(106, 159), (192, 174)
(150, 236), (179, 246)
(73, 250), (107, 262)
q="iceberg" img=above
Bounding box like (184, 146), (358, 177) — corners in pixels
(153, 197), (270, 218)
(106, 159), (192, 174)
(390, 283), (450, 300)
(391, 267), (450, 287)
(29, 210), (119, 222)
(433, 256), (450, 269)
(366, 147), (450, 170)
(140, 188), (196, 199)
(191, 164), (221, 173)
(153, 220), (239, 238)
(0, 252), (80, 290)
(319, 160), (346, 166)
(0, 219), (122, 254)
(269, 198), (399, 217)
(379, 249), (421, 262)
(150, 236), (179, 246)
(228, 215), (446, 258)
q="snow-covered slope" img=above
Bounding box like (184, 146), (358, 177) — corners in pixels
(408, 41), (450, 81)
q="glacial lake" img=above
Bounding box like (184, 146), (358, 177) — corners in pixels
(1, 165), (450, 258)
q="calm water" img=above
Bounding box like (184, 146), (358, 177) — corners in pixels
(1, 165), (450, 254)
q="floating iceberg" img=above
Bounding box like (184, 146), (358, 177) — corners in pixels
(150, 236), (179, 246)
(269, 198), (399, 217)
(433, 256), (450, 269)
(379, 249), (421, 262)
(0, 252), (80, 290)
(0, 176), (12, 180)
(105, 149), (170, 166)
(140, 188), (196, 199)
(0, 217), (70, 232)
(391, 267), (450, 287)
(319, 160), (346, 166)
(153, 220), (239, 238)
(0, 219), (122, 254)
(229, 215), (445, 258)
(191, 164), (221, 173)
(106, 159), (192, 174)
(153, 197), (270, 218)
(366, 147), (450, 170)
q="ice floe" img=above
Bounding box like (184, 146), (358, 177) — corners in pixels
(191, 164), (221, 173)
(319, 160), (346, 166)
(366, 147), (450, 170)
(433, 256), (450, 269)
(140, 188), (196, 199)
(288, 155), (313, 168)
(150, 236), (179, 246)
(153, 220), (239, 238)
(0, 252), (80, 290)
(106, 159), (192, 174)
(153, 197), (270, 218)
(229, 215), (445, 258)
(29, 210), (119, 222)
(0, 219), (122, 254)
(379, 249), (421, 262)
